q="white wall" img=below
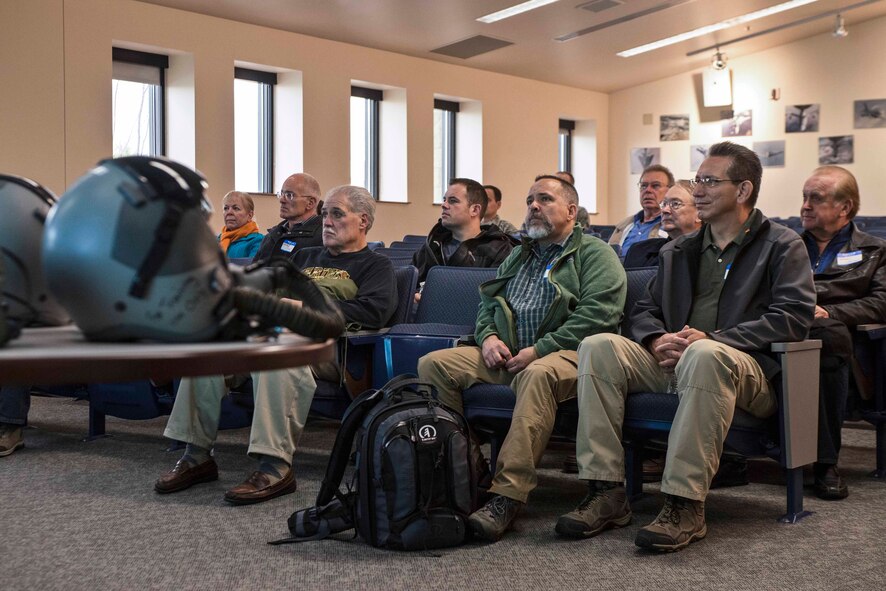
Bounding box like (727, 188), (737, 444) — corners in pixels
(609, 15), (886, 221)
(0, 0), (610, 245)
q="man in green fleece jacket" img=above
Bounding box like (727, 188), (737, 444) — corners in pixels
(418, 175), (626, 542)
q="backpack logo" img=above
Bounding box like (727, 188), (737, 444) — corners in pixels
(418, 424), (437, 442)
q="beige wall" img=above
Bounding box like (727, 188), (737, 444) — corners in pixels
(609, 15), (886, 221)
(0, 0), (610, 245)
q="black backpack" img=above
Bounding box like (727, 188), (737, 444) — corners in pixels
(271, 375), (487, 551)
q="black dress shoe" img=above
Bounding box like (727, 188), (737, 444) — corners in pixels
(224, 469), (297, 505)
(814, 464), (849, 500)
(155, 458), (219, 494)
(710, 456), (749, 489)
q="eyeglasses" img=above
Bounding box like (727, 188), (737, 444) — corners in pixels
(658, 199), (688, 211)
(689, 177), (743, 189)
(638, 181), (666, 191)
(277, 190), (308, 201)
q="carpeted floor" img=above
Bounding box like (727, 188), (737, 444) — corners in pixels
(1, 395), (884, 590)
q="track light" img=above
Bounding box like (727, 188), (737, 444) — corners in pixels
(833, 13), (848, 37)
(711, 50), (728, 71)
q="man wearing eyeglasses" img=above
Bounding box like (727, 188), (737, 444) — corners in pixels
(561, 142), (814, 552)
(253, 173), (324, 262)
(798, 166), (886, 500)
(609, 165), (673, 257)
(623, 180), (701, 268)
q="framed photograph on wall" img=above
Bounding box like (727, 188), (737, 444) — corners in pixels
(785, 104), (819, 133)
(754, 140), (785, 167)
(819, 136), (854, 164)
(690, 145), (710, 171)
(853, 100), (886, 128)
(660, 114), (689, 141)
(630, 147), (660, 174)
(722, 110), (752, 137)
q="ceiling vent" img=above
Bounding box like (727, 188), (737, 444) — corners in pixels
(578, 0), (624, 13)
(430, 35), (513, 59)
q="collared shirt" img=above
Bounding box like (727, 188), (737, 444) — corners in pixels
(803, 222), (852, 273)
(289, 214), (319, 229)
(687, 213), (756, 332)
(620, 211), (662, 257)
(505, 233), (572, 350)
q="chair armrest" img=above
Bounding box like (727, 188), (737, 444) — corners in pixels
(857, 323), (886, 340)
(344, 328), (389, 347)
(771, 339), (820, 469)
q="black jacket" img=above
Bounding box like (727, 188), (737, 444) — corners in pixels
(254, 216), (323, 262)
(411, 221), (516, 283)
(623, 237), (670, 269)
(808, 222), (886, 327)
(629, 210), (815, 378)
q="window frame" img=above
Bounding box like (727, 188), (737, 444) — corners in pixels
(558, 118), (575, 175)
(434, 99), (460, 200)
(234, 67), (278, 193)
(112, 47), (169, 157)
(350, 86), (383, 199)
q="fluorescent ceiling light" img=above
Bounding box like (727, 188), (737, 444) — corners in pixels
(617, 0), (820, 57)
(477, 0), (561, 24)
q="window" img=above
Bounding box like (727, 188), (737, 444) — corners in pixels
(234, 67), (277, 193)
(350, 86), (382, 198)
(558, 119), (575, 174)
(433, 99), (459, 202)
(112, 48), (168, 157)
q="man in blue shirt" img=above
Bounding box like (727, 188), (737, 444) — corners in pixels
(609, 165), (672, 257)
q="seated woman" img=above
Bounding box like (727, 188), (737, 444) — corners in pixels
(218, 191), (263, 259)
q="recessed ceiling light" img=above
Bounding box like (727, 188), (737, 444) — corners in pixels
(477, 0), (561, 24)
(617, 0), (821, 57)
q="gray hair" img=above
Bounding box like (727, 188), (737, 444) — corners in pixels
(325, 184), (376, 231)
(222, 190), (255, 213)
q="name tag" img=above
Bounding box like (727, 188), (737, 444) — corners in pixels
(281, 240), (297, 253)
(837, 250), (862, 266)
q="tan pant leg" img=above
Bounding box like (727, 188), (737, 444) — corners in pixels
(163, 375), (226, 449)
(246, 366), (317, 464)
(661, 339), (774, 501)
(488, 350), (581, 503)
(576, 334), (670, 482)
(417, 346), (512, 414)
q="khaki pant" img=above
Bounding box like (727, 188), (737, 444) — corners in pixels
(418, 346), (578, 503)
(576, 334), (775, 501)
(164, 366), (317, 464)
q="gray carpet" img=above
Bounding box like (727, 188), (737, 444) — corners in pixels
(2, 395), (884, 590)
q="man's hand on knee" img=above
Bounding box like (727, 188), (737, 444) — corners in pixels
(649, 332), (690, 369)
(505, 346), (538, 374)
(482, 335), (512, 370)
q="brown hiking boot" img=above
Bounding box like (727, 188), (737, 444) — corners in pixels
(555, 480), (632, 538)
(468, 495), (523, 542)
(635, 494), (706, 552)
(0, 424), (24, 457)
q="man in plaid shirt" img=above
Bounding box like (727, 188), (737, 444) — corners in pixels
(419, 175), (626, 542)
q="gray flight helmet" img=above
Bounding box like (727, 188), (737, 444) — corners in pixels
(43, 156), (234, 342)
(0, 174), (70, 330)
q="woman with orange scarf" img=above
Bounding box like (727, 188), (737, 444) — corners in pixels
(218, 191), (263, 259)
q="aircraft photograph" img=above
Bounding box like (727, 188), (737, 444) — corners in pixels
(660, 114), (690, 141)
(754, 140), (786, 167)
(630, 147), (660, 174)
(854, 99), (886, 128)
(785, 104), (820, 132)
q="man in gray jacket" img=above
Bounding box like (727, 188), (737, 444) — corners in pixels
(560, 142), (815, 551)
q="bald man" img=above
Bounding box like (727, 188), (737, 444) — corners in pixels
(254, 173), (324, 261)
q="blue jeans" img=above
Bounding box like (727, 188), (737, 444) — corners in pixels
(0, 386), (30, 425)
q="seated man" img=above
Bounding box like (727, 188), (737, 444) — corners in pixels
(623, 180), (701, 268)
(800, 165), (886, 499)
(482, 184), (519, 235)
(253, 173), (324, 261)
(155, 185), (396, 504)
(560, 142), (814, 551)
(609, 165), (672, 257)
(412, 177), (515, 289)
(419, 175), (626, 542)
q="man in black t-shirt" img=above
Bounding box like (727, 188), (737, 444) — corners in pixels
(156, 185), (396, 506)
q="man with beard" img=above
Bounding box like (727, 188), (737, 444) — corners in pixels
(418, 175), (626, 542)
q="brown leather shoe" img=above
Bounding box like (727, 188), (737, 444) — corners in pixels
(224, 469), (297, 505)
(154, 458), (219, 494)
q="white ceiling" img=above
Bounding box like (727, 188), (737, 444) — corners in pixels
(135, 0), (886, 92)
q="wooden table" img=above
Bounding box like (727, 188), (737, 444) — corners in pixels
(0, 326), (335, 385)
